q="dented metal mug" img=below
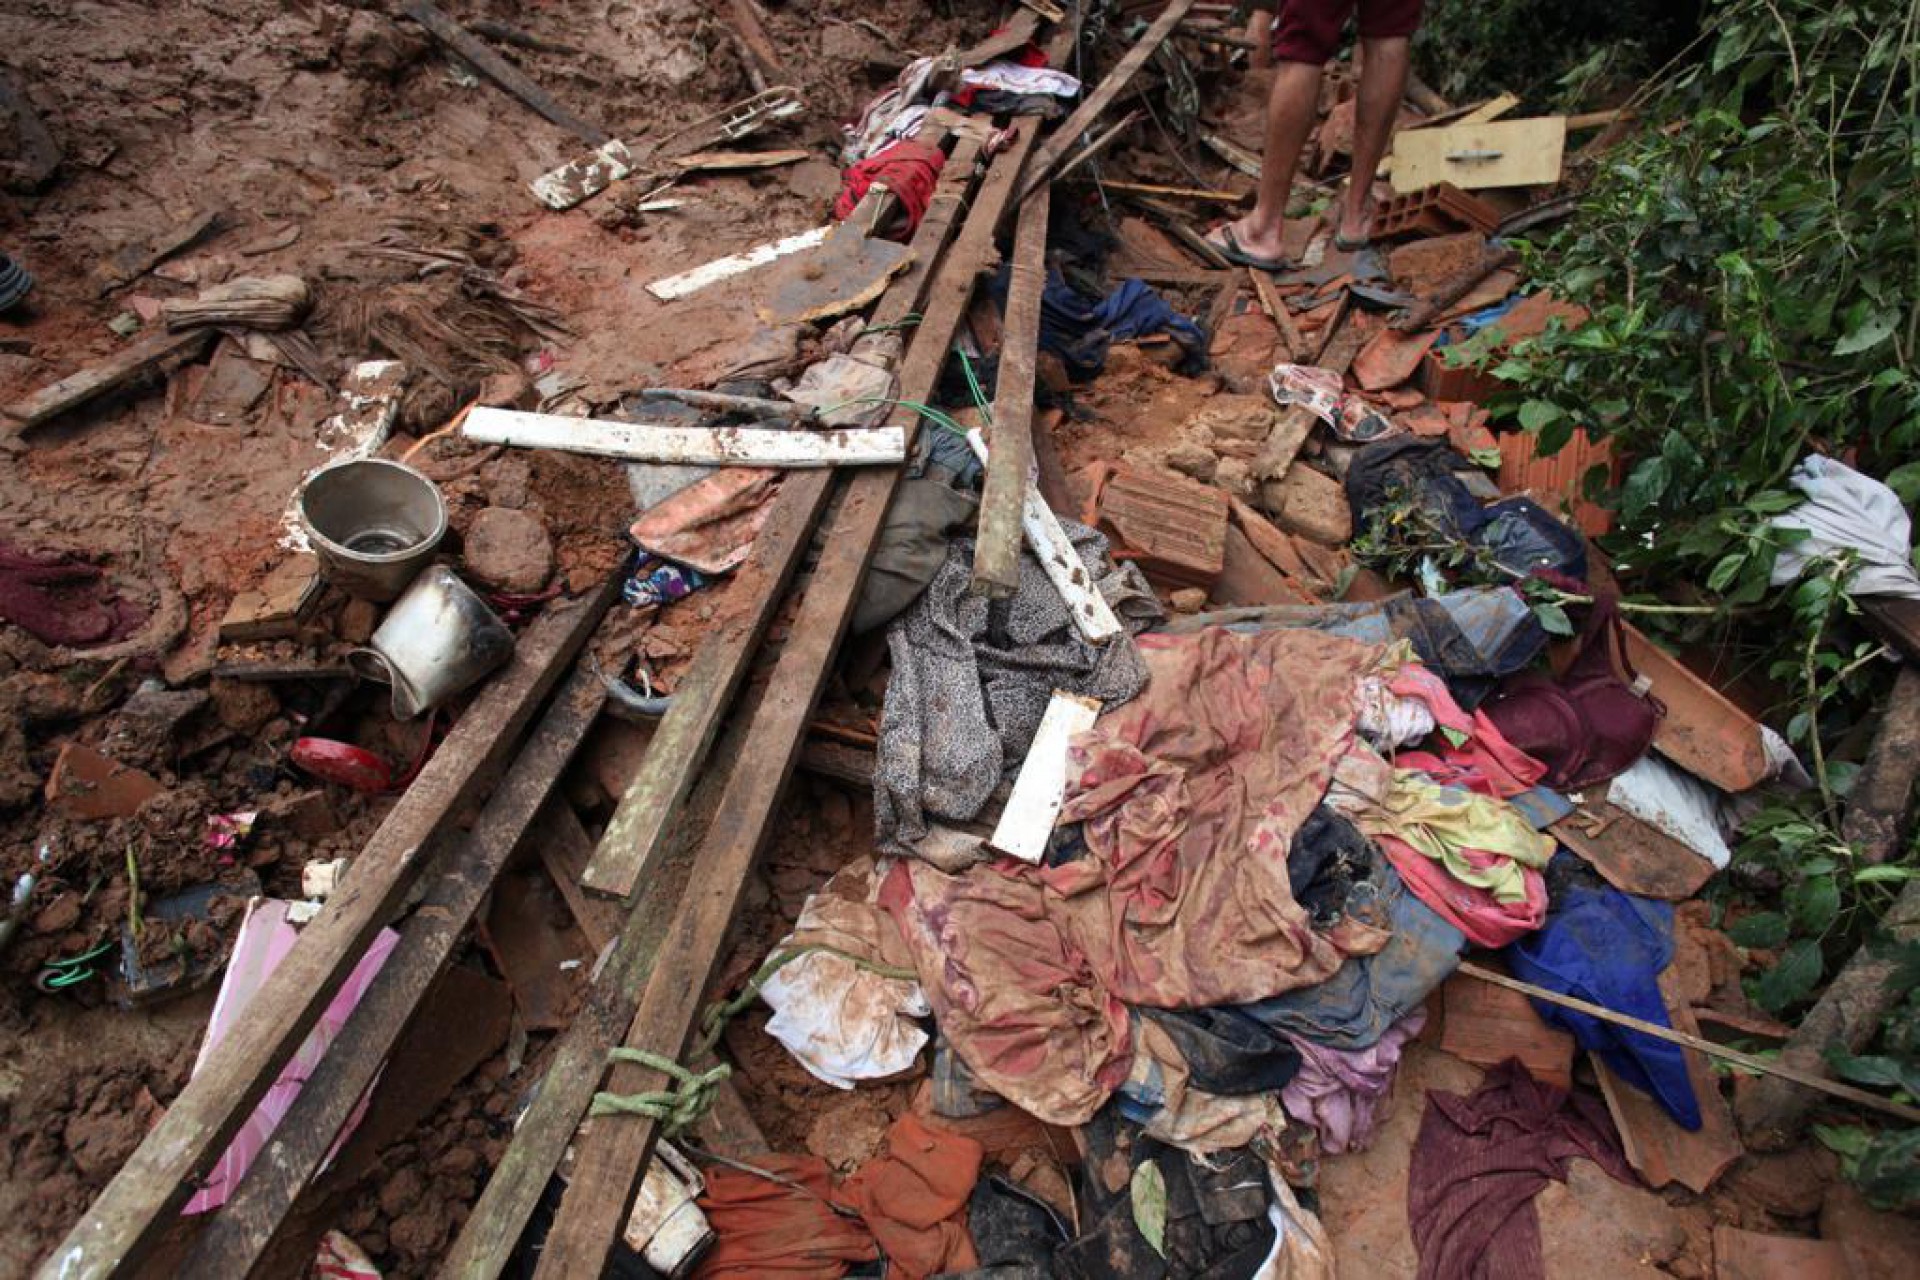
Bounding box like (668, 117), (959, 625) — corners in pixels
(348, 566), (514, 719)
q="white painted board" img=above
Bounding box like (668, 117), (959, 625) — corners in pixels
(463, 406), (905, 467)
(966, 429), (1124, 644)
(989, 691), (1103, 863)
(645, 226), (831, 301)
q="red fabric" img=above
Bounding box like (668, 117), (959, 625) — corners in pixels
(1377, 832), (1546, 948)
(833, 140), (946, 239)
(1408, 1059), (1633, 1280)
(832, 1114), (983, 1279)
(1274, 0), (1426, 65)
(693, 1155), (877, 1279)
(0, 542), (147, 647)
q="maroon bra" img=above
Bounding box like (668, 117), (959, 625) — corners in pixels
(1483, 596), (1665, 790)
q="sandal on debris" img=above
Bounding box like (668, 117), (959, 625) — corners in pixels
(1207, 224), (1292, 272)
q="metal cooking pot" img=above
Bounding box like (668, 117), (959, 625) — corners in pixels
(348, 566), (514, 719)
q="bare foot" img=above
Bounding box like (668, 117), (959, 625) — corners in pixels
(1335, 190), (1377, 247)
(1205, 215), (1289, 265)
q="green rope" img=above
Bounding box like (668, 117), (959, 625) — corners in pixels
(589, 1049), (732, 1137)
(697, 944), (920, 1053)
(813, 395), (972, 438)
(955, 346), (993, 425)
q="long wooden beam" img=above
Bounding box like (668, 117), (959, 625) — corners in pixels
(579, 134), (982, 900)
(438, 133), (1001, 1280)
(969, 180), (1049, 597)
(177, 665), (611, 1275)
(36, 584), (618, 1280)
(529, 123), (1047, 1280)
(1016, 0), (1199, 201)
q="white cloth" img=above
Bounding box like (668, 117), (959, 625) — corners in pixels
(761, 950), (930, 1089)
(957, 61), (1082, 98)
(1606, 753), (1733, 869)
(1768, 455), (1920, 599)
(844, 59), (939, 163)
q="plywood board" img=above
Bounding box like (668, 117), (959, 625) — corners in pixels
(1390, 117), (1567, 193)
(463, 406), (905, 467)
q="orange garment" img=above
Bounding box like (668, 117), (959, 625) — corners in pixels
(833, 1113), (984, 1279)
(692, 1155), (876, 1279)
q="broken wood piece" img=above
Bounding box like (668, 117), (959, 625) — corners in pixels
(3, 328), (214, 436)
(723, 0), (789, 92)
(990, 691), (1101, 862)
(401, 0), (609, 146)
(757, 224), (917, 325)
(1130, 195), (1232, 268)
(462, 406), (905, 467)
(672, 147), (810, 173)
(1018, 0), (1200, 200)
(162, 275), (311, 332)
(40, 586), (617, 1280)
(971, 182), (1050, 598)
(1093, 180), (1244, 205)
(92, 207), (224, 296)
(535, 801), (624, 951)
(1248, 268), (1306, 362)
(1389, 116), (1567, 193)
(1016, 0), (1066, 21)
(646, 225), (830, 301)
(1047, 109), (1144, 189)
(177, 663), (613, 1277)
(1452, 92), (1521, 128)
(969, 430), (1124, 644)
(1458, 961), (1920, 1126)
(1202, 132), (1263, 179)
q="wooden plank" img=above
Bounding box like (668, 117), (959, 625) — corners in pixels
(645, 225), (830, 300)
(673, 147), (809, 172)
(1389, 117), (1567, 193)
(535, 801), (624, 950)
(35, 583), (618, 1280)
(989, 691), (1102, 862)
(579, 467), (836, 896)
(1017, 0), (1199, 200)
(461, 406), (905, 467)
(176, 667), (610, 1276)
(968, 430), (1124, 643)
(3, 328), (214, 435)
(401, 0), (609, 146)
(441, 694), (751, 1280)
(575, 137), (983, 902)
(439, 131), (1002, 1280)
(530, 127), (1044, 1280)
(1092, 179), (1245, 205)
(1248, 267), (1306, 361)
(92, 207), (224, 297)
(970, 181), (1050, 597)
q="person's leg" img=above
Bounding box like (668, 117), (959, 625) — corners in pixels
(1245, 5), (1275, 69)
(1340, 35), (1410, 242)
(1211, 0), (1348, 264)
(1341, 0), (1424, 243)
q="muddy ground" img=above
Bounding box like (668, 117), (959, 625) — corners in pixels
(0, 1), (1907, 1277)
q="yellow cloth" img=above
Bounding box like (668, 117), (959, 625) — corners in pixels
(1355, 771), (1554, 904)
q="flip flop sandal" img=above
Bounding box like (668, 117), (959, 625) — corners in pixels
(1208, 225), (1292, 272)
(1332, 230), (1372, 252)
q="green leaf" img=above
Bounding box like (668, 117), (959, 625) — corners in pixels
(1533, 601), (1575, 637)
(1834, 308), (1899, 355)
(1788, 874), (1840, 934)
(1131, 1161), (1167, 1258)
(1751, 938), (1823, 1013)
(1707, 553), (1747, 593)
(1854, 866), (1920, 884)
(1728, 911), (1789, 948)
(1518, 400), (1565, 433)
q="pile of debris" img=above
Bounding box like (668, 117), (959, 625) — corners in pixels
(4, 2), (1919, 1278)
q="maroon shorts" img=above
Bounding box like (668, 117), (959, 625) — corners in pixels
(1273, 0), (1425, 66)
